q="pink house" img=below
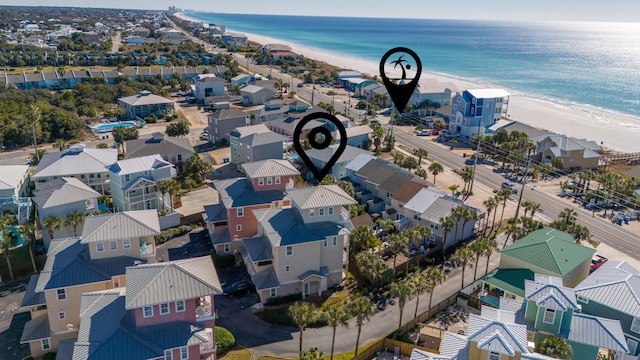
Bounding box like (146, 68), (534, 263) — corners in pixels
(68, 256), (222, 359)
(207, 159), (300, 254)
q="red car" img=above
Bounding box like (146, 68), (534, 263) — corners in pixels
(590, 255), (607, 272)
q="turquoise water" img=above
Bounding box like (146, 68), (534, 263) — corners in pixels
(185, 13), (640, 120)
(0, 226), (25, 248)
(94, 121), (137, 133)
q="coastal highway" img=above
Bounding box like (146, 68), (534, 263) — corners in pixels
(391, 128), (640, 258)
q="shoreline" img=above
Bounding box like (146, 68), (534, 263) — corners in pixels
(176, 12), (640, 153)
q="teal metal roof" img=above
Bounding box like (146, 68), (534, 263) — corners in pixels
(483, 269), (535, 298)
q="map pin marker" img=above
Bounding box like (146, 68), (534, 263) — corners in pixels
(293, 112), (348, 183)
(379, 47), (422, 114)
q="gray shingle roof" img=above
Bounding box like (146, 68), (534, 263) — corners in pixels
(118, 91), (173, 106)
(208, 108), (248, 120)
(355, 157), (417, 193)
(33, 146), (117, 178)
(108, 154), (174, 175)
(32, 177), (100, 209)
(287, 185), (356, 209)
(305, 144), (370, 165)
(214, 178), (287, 208)
(241, 159), (299, 178)
(81, 210), (160, 243)
(568, 313), (628, 352)
(125, 256), (222, 309)
(253, 207), (347, 247)
(124, 134), (194, 159)
(231, 123), (272, 138)
(419, 197), (469, 223)
(575, 260), (640, 317)
(19, 312), (50, 343)
(238, 131), (288, 147)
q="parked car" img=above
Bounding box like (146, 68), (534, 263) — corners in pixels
(297, 83), (304, 88)
(416, 129), (431, 136)
(591, 255), (608, 272)
(501, 181), (518, 194)
(440, 130), (461, 139)
(222, 280), (252, 296)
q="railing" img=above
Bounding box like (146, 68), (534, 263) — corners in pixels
(196, 295), (215, 322)
(140, 242), (155, 257)
(199, 328), (216, 354)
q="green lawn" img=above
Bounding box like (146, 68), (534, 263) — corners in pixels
(218, 347), (251, 360)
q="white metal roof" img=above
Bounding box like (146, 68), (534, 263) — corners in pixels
(241, 159), (299, 178)
(0, 165), (29, 191)
(287, 185), (356, 209)
(109, 154), (174, 175)
(466, 88), (510, 99)
(81, 210), (160, 243)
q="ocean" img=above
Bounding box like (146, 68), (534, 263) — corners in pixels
(184, 13), (640, 120)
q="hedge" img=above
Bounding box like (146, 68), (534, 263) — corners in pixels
(265, 293), (303, 306)
(215, 326), (235, 354)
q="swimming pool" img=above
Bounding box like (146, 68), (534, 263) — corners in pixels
(0, 226), (26, 249)
(93, 121), (137, 133)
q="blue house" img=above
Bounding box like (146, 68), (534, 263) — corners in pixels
(449, 88), (510, 138)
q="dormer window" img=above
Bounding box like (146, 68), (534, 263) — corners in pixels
(543, 308), (555, 323)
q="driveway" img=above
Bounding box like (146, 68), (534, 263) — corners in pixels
(0, 278), (31, 360)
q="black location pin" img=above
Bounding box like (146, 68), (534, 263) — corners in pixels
(379, 47), (422, 114)
(293, 112), (348, 183)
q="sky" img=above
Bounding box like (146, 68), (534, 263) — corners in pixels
(5, 0), (640, 22)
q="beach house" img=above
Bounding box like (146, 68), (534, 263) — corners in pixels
(0, 165), (32, 222)
(117, 91), (175, 120)
(240, 185), (356, 303)
(123, 132), (195, 174)
(240, 84), (274, 106)
(229, 124), (287, 168)
(410, 78), (458, 112)
(449, 88), (510, 138)
(32, 144), (117, 195)
(193, 74), (226, 101)
(531, 133), (602, 170)
(207, 108), (250, 144)
(304, 144), (370, 181)
(19, 210), (161, 358)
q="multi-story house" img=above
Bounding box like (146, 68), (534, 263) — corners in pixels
(410, 78), (457, 112)
(305, 145), (370, 182)
(117, 91), (175, 120)
(32, 144), (117, 194)
(207, 109), (250, 144)
(206, 159), (300, 254)
(124, 132), (195, 174)
(19, 210), (160, 359)
(531, 133), (601, 170)
(351, 157), (418, 211)
(241, 185), (356, 303)
(229, 124), (287, 168)
(108, 154), (176, 213)
(0, 164), (32, 223)
(450, 88), (510, 138)
(65, 256), (221, 360)
(575, 261), (640, 357)
(194, 74), (226, 101)
(32, 177), (101, 247)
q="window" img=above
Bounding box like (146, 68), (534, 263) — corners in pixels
(258, 178), (264, 186)
(627, 338), (638, 355)
(123, 239), (131, 249)
(110, 240), (117, 251)
(266, 177), (272, 185)
(58, 311), (66, 320)
(275, 176), (281, 184)
(576, 294), (589, 304)
(90, 174), (95, 178)
(176, 300), (185, 312)
(236, 224), (242, 232)
(328, 207), (334, 215)
(96, 242), (104, 252)
(309, 209), (315, 217)
(323, 239), (328, 248)
(488, 352), (500, 360)
(42, 338), (51, 351)
(57, 288), (67, 301)
(286, 246), (292, 256)
(80, 174), (85, 179)
(180, 347), (188, 360)
(143, 305), (154, 318)
(125, 174), (130, 182)
(224, 243), (230, 253)
(319, 208), (325, 216)
(160, 303), (170, 315)
(332, 236), (338, 247)
(177, 154), (182, 161)
(285, 265), (290, 272)
(543, 308), (555, 324)
(270, 288), (277, 298)
(237, 207), (244, 217)
(632, 317), (640, 334)
(113, 277), (120, 288)
(164, 349), (173, 360)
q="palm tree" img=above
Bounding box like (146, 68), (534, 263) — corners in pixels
(460, 166), (474, 194)
(387, 233), (408, 273)
(19, 223), (38, 273)
(0, 217), (18, 281)
(558, 208), (578, 225)
(451, 206), (467, 243)
(155, 179), (172, 211)
(390, 279), (414, 329)
(424, 266), (446, 310)
(448, 184), (460, 197)
(450, 247), (475, 289)
(439, 216), (455, 264)
(483, 240), (499, 275)
(349, 296), (374, 356)
(410, 271), (432, 319)
(24, 104), (42, 164)
(428, 161), (444, 185)
(64, 211), (86, 236)
(54, 139), (68, 151)
(168, 180), (181, 210)
(414, 148), (428, 164)
(469, 240), (488, 281)
(496, 189), (513, 225)
(301, 347), (325, 360)
(349, 225), (377, 256)
(322, 304), (349, 360)
(44, 216), (61, 240)
(536, 336), (573, 360)
(289, 302), (317, 358)
(483, 198), (497, 233)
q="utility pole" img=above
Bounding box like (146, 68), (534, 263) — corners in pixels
(514, 149), (533, 221)
(311, 85), (315, 106)
(467, 122), (483, 198)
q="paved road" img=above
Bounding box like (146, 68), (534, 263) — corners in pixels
(0, 278), (31, 360)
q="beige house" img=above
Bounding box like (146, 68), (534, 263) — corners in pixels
(240, 185), (356, 303)
(19, 210), (160, 358)
(532, 133), (601, 170)
(124, 132), (194, 174)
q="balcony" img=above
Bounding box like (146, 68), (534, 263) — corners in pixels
(199, 328), (216, 354)
(140, 242), (155, 258)
(195, 295), (215, 322)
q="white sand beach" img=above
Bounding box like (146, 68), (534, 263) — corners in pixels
(176, 13), (640, 153)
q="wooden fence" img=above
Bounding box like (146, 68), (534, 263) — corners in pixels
(351, 292), (460, 360)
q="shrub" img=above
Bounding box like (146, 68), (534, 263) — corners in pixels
(215, 327), (235, 354)
(154, 224), (197, 244)
(213, 254), (236, 269)
(43, 353), (57, 360)
(389, 331), (414, 344)
(265, 293), (303, 306)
